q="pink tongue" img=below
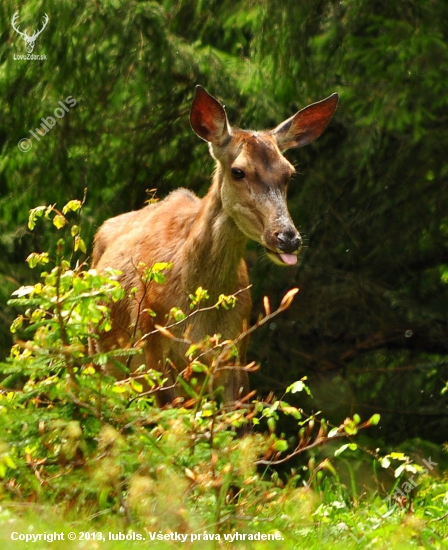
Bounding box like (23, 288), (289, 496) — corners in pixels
(279, 253), (297, 266)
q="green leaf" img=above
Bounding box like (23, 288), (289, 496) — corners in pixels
(74, 236), (86, 253)
(170, 307), (186, 321)
(4, 455), (17, 470)
(344, 423), (358, 436)
(189, 287), (210, 309)
(286, 379), (311, 396)
(53, 214), (67, 229)
(130, 379), (143, 393)
(368, 414), (381, 426)
(202, 402), (215, 417)
(185, 343), (199, 358)
(334, 443), (357, 457)
(191, 361), (207, 373)
(272, 439), (288, 452)
(10, 315), (24, 334)
(217, 293), (237, 309)
(28, 206), (46, 230)
(62, 200), (82, 214)
(390, 452), (407, 460)
(280, 403), (302, 420)
(152, 262), (171, 272)
(112, 385), (128, 394)
(26, 252), (50, 268)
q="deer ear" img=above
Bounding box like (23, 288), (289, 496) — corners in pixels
(273, 93), (339, 151)
(190, 86), (230, 146)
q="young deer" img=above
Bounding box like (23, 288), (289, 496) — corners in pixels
(92, 86), (338, 406)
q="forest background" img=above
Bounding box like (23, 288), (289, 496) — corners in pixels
(2, 0), (447, 445)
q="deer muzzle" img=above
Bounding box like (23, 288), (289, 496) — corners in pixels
(265, 226), (302, 266)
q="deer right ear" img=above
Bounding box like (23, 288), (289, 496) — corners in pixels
(273, 93), (339, 151)
(190, 86), (230, 146)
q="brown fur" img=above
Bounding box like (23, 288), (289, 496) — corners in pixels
(91, 86), (338, 406)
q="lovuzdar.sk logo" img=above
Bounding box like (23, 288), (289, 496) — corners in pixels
(11, 10), (49, 60)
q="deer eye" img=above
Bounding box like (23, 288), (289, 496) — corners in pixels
(231, 168), (245, 180)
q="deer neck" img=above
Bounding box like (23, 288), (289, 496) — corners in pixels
(182, 166), (247, 299)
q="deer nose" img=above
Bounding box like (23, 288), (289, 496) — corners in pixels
(276, 229), (302, 253)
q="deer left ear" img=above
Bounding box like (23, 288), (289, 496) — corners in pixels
(273, 93), (339, 151)
(190, 86), (231, 147)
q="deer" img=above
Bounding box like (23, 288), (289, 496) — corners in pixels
(91, 86), (338, 408)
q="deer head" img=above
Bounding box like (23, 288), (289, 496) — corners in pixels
(190, 86), (339, 266)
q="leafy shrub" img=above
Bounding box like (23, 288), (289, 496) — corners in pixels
(0, 199), (445, 548)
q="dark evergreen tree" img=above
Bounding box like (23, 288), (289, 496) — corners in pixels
(1, 0), (447, 442)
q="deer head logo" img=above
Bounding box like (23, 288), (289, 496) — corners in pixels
(11, 11), (49, 54)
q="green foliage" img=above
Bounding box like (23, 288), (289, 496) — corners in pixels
(4, 200), (445, 547)
(0, 1), (447, 544)
(0, 0), (448, 444)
